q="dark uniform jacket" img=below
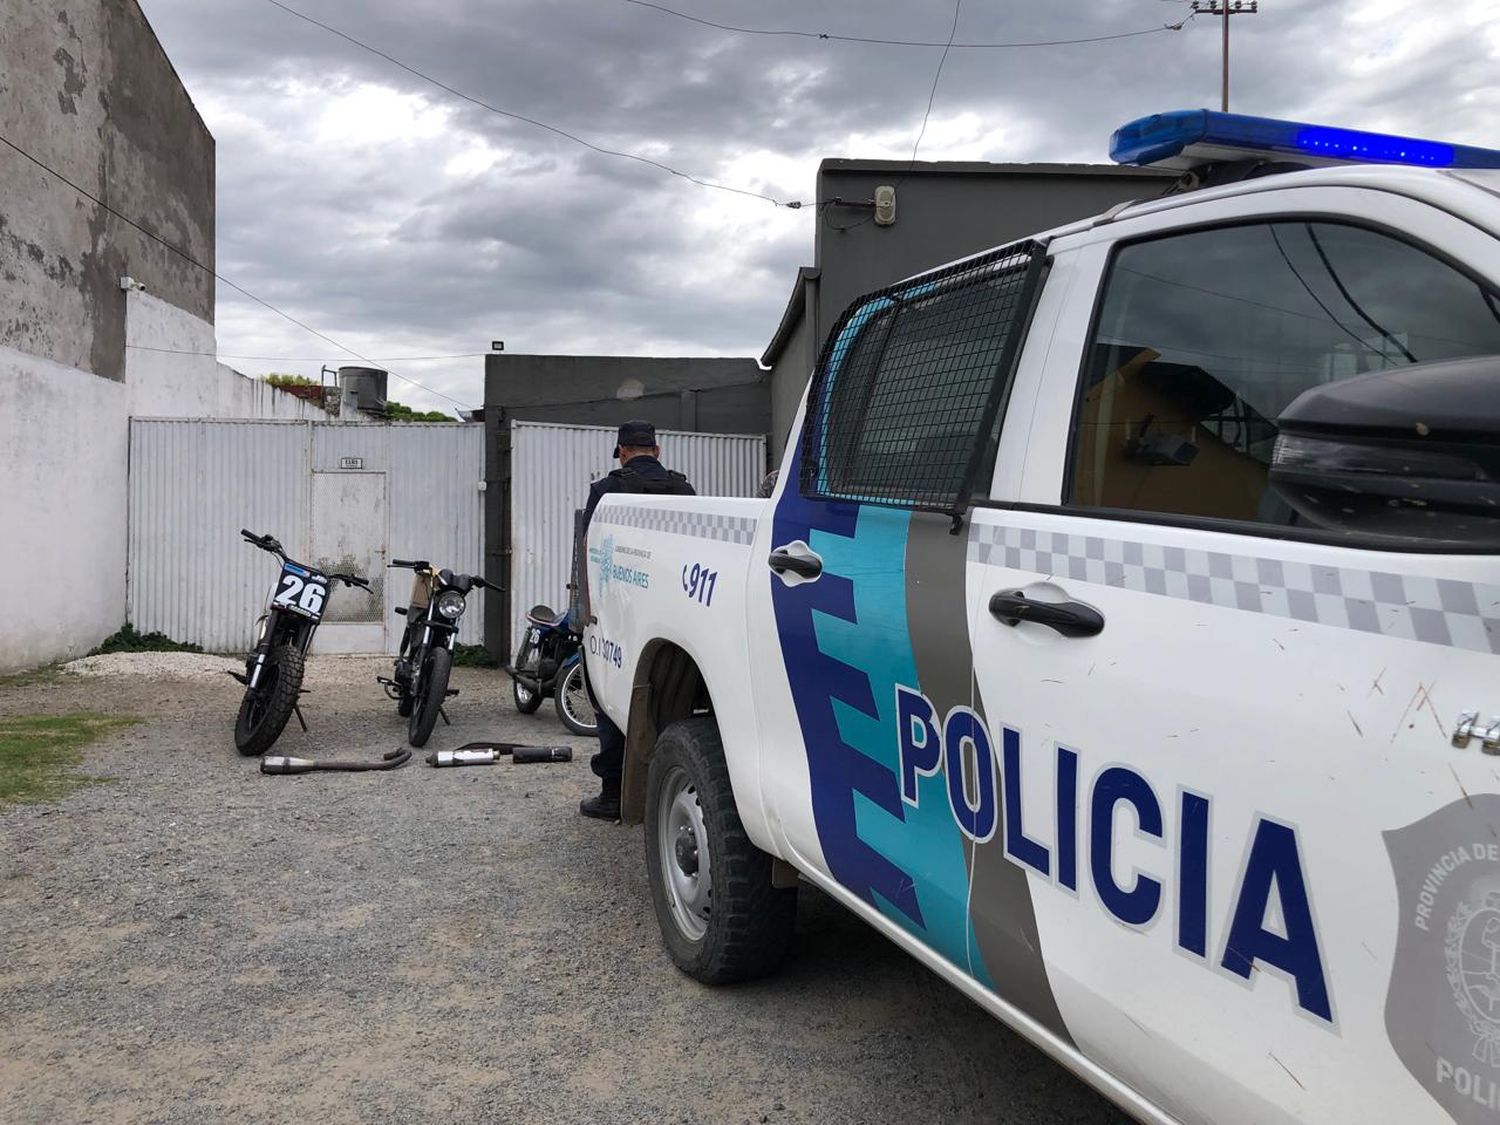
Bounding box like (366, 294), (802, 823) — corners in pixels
(582, 455), (695, 529)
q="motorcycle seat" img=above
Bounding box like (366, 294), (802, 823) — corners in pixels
(526, 604), (567, 627)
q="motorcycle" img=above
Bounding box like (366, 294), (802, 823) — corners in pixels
(378, 558), (488, 748)
(507, 604), (597, 736)
(233, 529), (370, 756)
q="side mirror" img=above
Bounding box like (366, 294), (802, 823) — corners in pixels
(1269, 356), (1500, 546)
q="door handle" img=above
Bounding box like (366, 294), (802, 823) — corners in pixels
(768, 546), (823, 580)
(989, 591), (1104, 638)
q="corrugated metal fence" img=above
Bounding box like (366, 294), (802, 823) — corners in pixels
(129, 419), (484, 653)
(508, 420), (766, 659)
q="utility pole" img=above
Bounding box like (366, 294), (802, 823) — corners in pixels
(1190, 0), (1259, 111)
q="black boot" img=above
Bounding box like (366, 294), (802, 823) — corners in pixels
(579, 777), (621, 821)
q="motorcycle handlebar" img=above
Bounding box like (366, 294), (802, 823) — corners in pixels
(241, 529), (284, 555)
(331, 573), (371, 589)
(389, 559), (428, 570)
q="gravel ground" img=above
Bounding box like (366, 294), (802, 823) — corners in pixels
(0, 656), (1130, 1125)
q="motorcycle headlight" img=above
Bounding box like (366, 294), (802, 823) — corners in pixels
(437, 590), (466, 619)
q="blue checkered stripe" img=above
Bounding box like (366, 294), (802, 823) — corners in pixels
(592, 505), (758, 546)
(968, 524), (1500, 656)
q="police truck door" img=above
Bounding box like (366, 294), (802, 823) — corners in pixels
(966, 192), (1500, 1125)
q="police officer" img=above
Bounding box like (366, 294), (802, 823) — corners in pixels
(579, 420), (695, 820)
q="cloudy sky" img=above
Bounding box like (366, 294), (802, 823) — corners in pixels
(136, 0), (1500, 414)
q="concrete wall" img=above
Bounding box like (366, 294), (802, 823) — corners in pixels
(1, 0), (215, 379)
(126, 290), (316, 421)
(762, 161), (1177, 461)
(0, 1), (319, 673)
(484, 354), (769, 436)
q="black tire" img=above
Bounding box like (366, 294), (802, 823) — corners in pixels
(513, 677), (543, 714)
(234, 645), (303, 756)
(644, 717), (796, 983)
(555, 661), (596, 736)
(396, 635), (417, 717)
(407, 645), (451, 748)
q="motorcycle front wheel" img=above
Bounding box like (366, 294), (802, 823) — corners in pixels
(513, 678), (543, 714)
(234, 644), (304, 756)
(556, 661), (597, 736)
(408, 646), (452, 748)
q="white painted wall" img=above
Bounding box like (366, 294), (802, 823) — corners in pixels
(125, 291), (319, 422)
(0, 294), (325, 673)
(0, 344), (129, 673)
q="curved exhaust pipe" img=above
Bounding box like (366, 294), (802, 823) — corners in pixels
(261, 748), (412, 774)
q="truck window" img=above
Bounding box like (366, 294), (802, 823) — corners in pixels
(1068, 221), (1500, 531)
(804, 240), (1047, 511)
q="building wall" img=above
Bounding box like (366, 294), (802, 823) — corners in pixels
(482, 354), (772, 660)
(1, 0), (215, 379)
(0, 1), (319, 673)
(484, 354), (769, 435)
(767, 273), (819, 461)
(763, 161), (1177, 461)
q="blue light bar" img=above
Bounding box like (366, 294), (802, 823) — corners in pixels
(1110, 109), (1500, 171)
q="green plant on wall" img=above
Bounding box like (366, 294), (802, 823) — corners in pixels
(386, 399), (455, 423)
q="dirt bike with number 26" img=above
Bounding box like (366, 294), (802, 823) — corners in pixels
(230, 529), (370, 756)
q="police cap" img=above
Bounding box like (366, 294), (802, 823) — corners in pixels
(613, 419), (657, 457)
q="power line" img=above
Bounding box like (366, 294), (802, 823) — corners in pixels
(259, 0), (1189, 214)
(0, 132), (474, 410)
(623, 0), (1191, 47)
(260, 0), (798, 209)
(909, 0), (964, 167)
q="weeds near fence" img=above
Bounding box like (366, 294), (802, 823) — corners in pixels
(91, 624), (202, 655)
(452, 644), (499, 668)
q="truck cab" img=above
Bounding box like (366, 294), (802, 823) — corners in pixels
(584, 112), (1500, 1125)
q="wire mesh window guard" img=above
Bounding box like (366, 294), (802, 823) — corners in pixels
(801, 239), (1049, 513)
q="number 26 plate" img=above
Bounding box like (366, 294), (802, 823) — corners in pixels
(273, 563), (330, 621)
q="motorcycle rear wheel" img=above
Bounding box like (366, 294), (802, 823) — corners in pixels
(408, 646), (452, 748)
(234, 644), (303, 756)
(556, 661), (597, 736)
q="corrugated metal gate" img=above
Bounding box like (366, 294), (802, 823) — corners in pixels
(507, 420), (766, 659)
(128, 419), (484, 653)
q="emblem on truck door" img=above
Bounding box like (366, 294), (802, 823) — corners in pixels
(1385, 795), (1500, 1122)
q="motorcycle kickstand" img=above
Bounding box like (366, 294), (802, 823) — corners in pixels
(438, 706), (451, 727)
(292, 703), (309, 733)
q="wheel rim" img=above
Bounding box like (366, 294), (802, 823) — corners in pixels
(656, 765), (711, 942)
(514, 683), (535, 707)
(244, 660), (278, 731)
(560, 666), (595, 728)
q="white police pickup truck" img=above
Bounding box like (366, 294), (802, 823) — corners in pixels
(584, 110), (1500, 1125)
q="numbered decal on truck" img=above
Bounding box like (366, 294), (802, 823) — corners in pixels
(681, 563), (718, 606)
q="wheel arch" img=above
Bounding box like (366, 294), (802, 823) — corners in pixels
(619, 637), (713, 825)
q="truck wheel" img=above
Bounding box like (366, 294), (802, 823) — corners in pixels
(644, 717), (796, 983)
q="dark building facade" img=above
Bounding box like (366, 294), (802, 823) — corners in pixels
(762, 159), (1177, 458)
(481, 353), (769, 657)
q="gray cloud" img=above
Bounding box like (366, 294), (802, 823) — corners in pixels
(134, 0), (1496, 410)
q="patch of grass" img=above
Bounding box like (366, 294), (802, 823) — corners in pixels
(452, 643), (500, 668)
(91, 623), (202, 655)
(0, 714), (132, 807)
